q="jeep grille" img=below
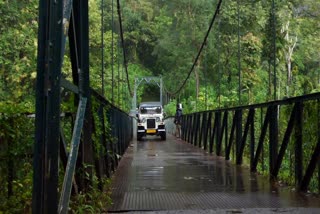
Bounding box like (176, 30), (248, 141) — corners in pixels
(147, 119), (156, 128)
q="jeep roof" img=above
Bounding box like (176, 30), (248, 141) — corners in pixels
(139, 102), (162, 108)
(138, 102), (162, 114)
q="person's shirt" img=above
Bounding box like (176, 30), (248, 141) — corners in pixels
(175, 109), (182, 124)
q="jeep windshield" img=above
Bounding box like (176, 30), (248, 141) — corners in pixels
(139, 106), (162, 114)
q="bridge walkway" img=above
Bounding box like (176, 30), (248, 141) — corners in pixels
(108, 134), (320, 213)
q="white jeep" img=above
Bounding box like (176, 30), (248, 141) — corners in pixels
(136, 102), (166, 141)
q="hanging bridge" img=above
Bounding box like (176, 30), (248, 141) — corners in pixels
(2, 0), (320, 213)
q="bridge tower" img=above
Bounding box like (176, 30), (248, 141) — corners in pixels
(132, 76), (163, 110)
(130, 76), (163, 138)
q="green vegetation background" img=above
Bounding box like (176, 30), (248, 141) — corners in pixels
(1, 0), (320, 212)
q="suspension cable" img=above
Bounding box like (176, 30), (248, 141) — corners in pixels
(116, 0), (133, 97)
(101, 0), (105, 96)
(237, 0), (241, 105)
(111, 0), (114, 103)
(272, 0), (277, 100)
(218, 17), (221, 108)
(117, 36), (120, 106)
(165, 0), (223, 96)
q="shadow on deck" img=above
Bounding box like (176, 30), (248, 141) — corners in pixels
(108, 134), (320, 213)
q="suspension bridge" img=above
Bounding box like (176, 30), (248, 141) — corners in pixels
(2, 0), (320, 213)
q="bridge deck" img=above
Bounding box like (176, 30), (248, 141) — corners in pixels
(108, 135), (320, 213)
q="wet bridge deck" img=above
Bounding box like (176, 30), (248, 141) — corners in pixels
(109, 135), (320, 213)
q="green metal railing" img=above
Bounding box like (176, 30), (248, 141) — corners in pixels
(181, 93), (320, 193)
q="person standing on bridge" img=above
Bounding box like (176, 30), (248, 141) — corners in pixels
(174, 104), (183, 138)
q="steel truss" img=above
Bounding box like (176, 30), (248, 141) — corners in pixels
(33, 1), (132, 213)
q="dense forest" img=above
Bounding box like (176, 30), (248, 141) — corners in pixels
(0, 0), (320, 212)
(101, 0), (320, 115)
(1, 0), (320, 114)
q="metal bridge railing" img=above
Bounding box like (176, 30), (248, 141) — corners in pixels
(57, 90), (133, 213)
(31, 0), (134, 213)
(181, 92), (320, 193)
(1, 97), (133, 213)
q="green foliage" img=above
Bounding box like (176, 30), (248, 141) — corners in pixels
(0, 163), (33, 213)
(0, 0), (38, 114)
(0, 115), (34, 213)
(69, 174), (112, 213)
(91, 101), (107, 157)
(0, 4), (36, 200)
(163, 100), (177, 117)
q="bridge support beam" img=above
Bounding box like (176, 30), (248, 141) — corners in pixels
(33, 0), (64, 213)
(70, 0), (93, 193)
(269, 105), (279, 179)
(33, 0), (91, 213)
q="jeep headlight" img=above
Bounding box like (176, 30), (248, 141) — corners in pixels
(141, 118), (146, 123)
(156, 117), (160, 122)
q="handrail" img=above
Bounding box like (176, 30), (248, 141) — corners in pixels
(185, 92), (320, 115)
(180, 94), (320, 193)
